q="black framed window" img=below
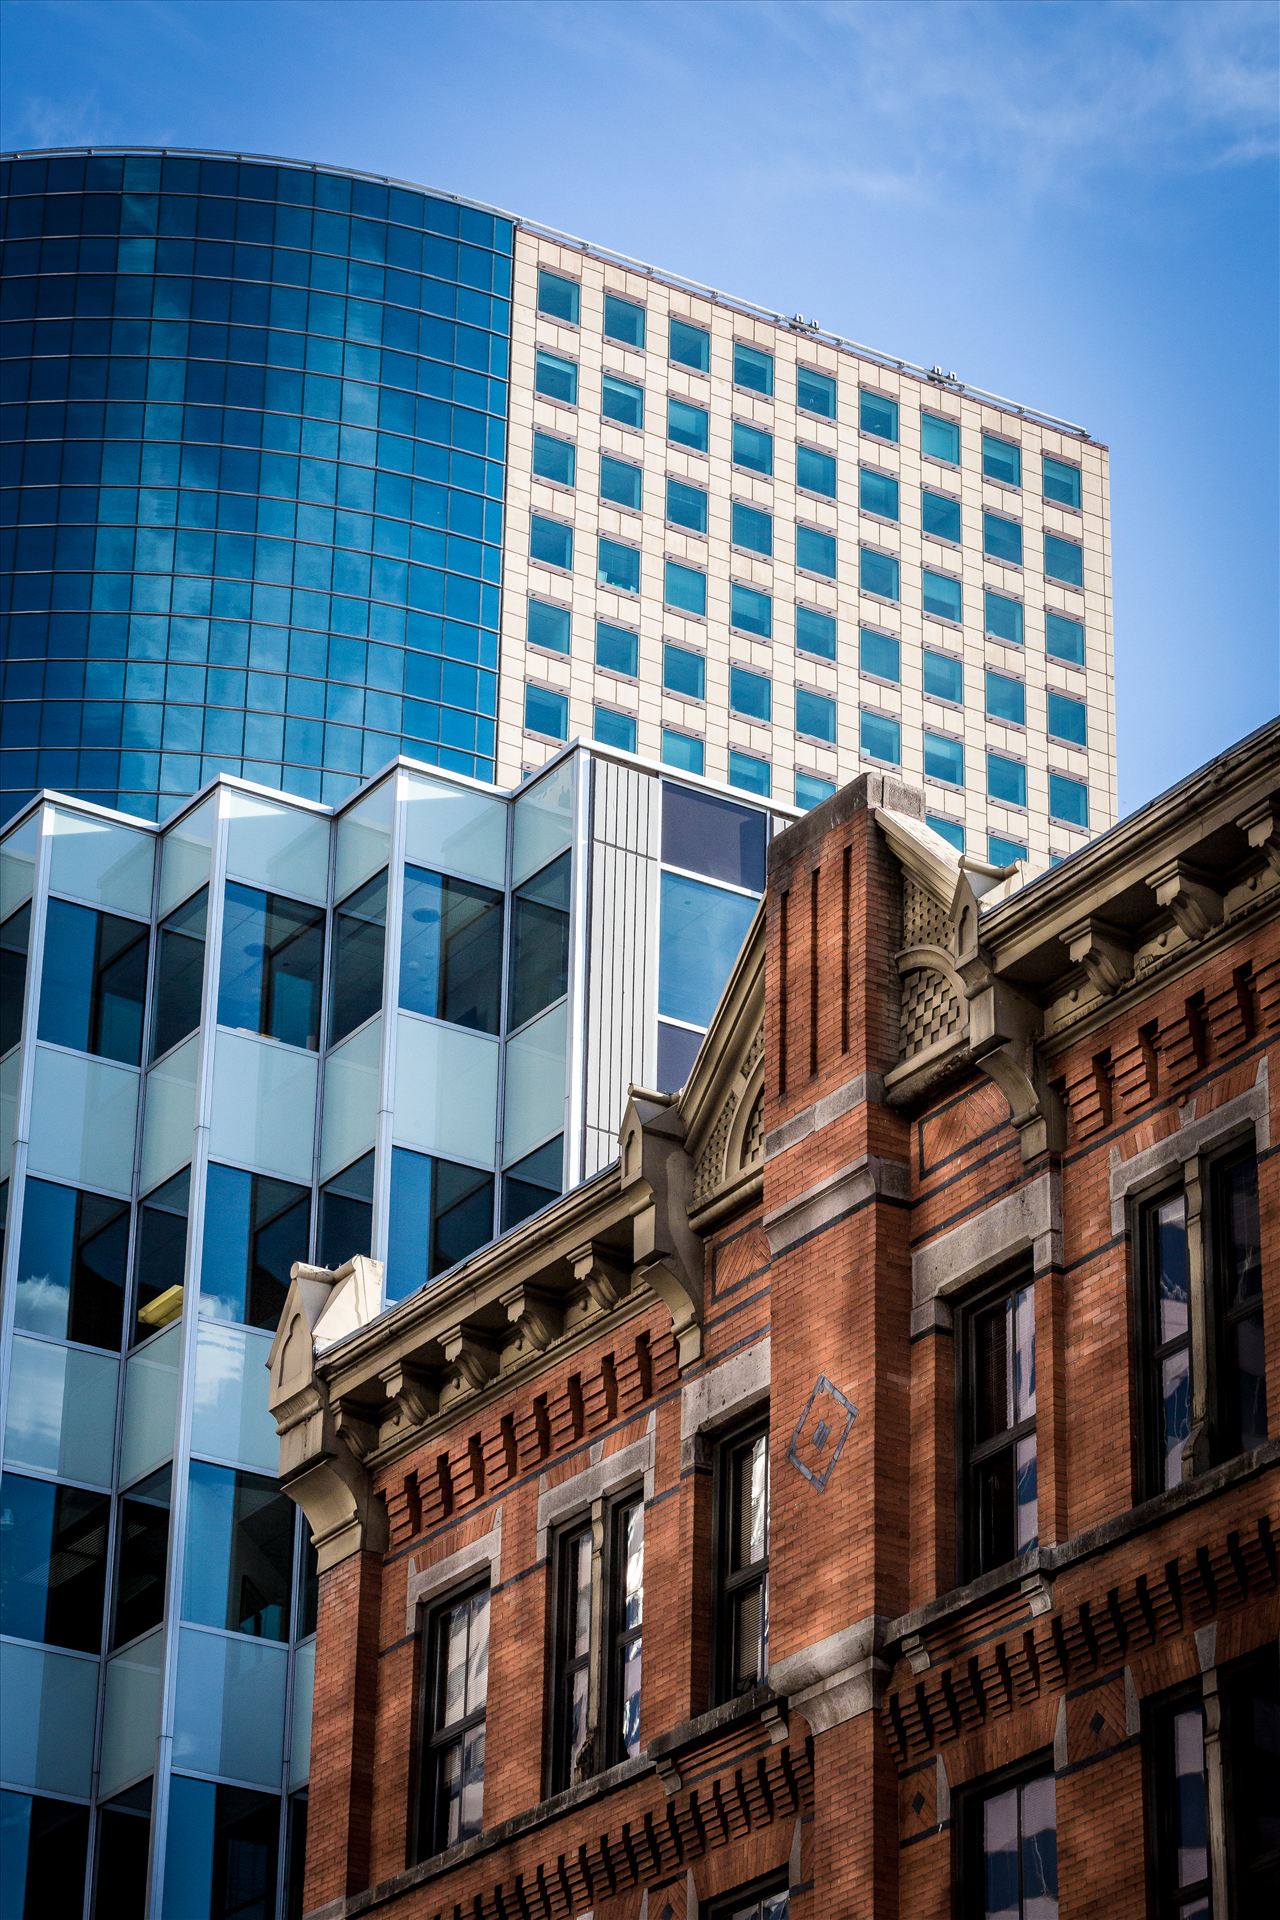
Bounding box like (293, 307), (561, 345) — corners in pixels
(715, 1421), (769, 1702)
(957, 1758), (1058, 1919)
(1147, 1689), (1210, 1918)
(1208, 1147), (1265, 1462)
(550, 1519), (593, 1791)
(706, 1877), (789, 1919)
(328, 871), (386, 1046)
(1136, 1186), (1192, 1492)
(608, 1494), (644, 1765)
(217, 881), (324, 1050)
(149, 885), (207, 1061)
(38, 897), (148, 1064)
(1222, 1643), (1280, 1910)
(419, 1583), (489, 1856)
(960, 1274), (1037, 1579)
(548, 1490), (645, 1793)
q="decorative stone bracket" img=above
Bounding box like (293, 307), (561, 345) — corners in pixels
(619, 1093), (705, 1366)
(953, 874), (1065, 1161)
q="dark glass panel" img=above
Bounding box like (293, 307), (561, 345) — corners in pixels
(661, 783), (766, 891)
(1, 902), (31, 1053)
(0, 1790), (90, 1920)
(656, 1019), (703, 1094)
(507, 851), (569, 1031)
(92, 1780), (152, 1920)
(38, 898), (148, 1064)
(133, 1168), (189, 1341)
(111, 1466), (171, 1649)
(149, 884), (207, 1060)
(284, 1792), (309, 1920)
(387, 1146), (494, 1300)
(400, 866), (502, 1032)
(163, 1777), (280, 1920)
(217, 882), (323, 1049)
(0, 1471), (109, 1651)
(200, 1164), (309, 1329)
(500, 1134), (563, 1233)
(182, 1461), (294, 1640)
(14, 1176), (129, 1348)
(328, 870), (386, 1045)
(317, 1151), (373, 1270)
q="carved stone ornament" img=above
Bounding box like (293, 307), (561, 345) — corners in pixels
(952, 874), (1065, 1161)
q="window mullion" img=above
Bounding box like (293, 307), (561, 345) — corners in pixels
(1200, 1664), (1231, 1919)
(1183, 1156), (1212, 1475)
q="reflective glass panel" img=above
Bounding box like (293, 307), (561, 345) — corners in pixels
(661, 785), (765, 889)
(669, 317), (710, 371)
(733, 342), (773, 395)
(860, 711), (900, 765)
(982, 434), (1022, 486)
(924, 649), (964, 705)
(38, 900), (147, 1065)
(508, 852), (570, 1030)
(730, 667), (772, 723)
(732, 422), (773, 475)
(859, 627), (899, 682)
(530, 513), (573, 570)
(1045, 612), (1085, 664)
(182, 1461), (294, 1640)
(921, 411), (960, 463)
(666, 478), (707, 533)
(163, 1776), (281, 1920)
(603, 293), (646, 348)
(1046, 691), (1087, 746)
(532, 430), (575, 488)
(132, 1169), (189, 1341)
(527, 600), (571, 654)
(859, 469), (899, 520)
(316, 1152), (373, 1270)
(596, 622), (638, 677)
(730, 586), (772, 640)
(1048, 773), (1088, 828)
(523, 684), (567, 741)
(401, 866), (503, 1033)
(0, 1472), (109, 1652)
(732, 503), (773, 556)
(797, 607), (836, 660)
(664, 560), (706, 617)
(986, 671), (1026, 725)
(500, 1134), (563, 1233)
(1042, 455), (1081, 508)
(328, 871), (386, 1046)
(796, 444), (836, 496)
(535, 348), (578, 404)
(922, 490), (961, 542)
(1, 904), (31, 1056)
(13, 1176), (128, 1349)
(387, 1146), (494, 1299)
(922, 569), (961, 621)
(600, 456), (642, 510)
(601, 375), (643, 429)
(795, 773), (836, 810)
(859, 390), (898, 441)
(796, 526), (836, 577)
(987, 752), (1028, 807)
(111, 1468), (171, 1649)
(1044, 533), (1083, 587)
(593, 707), (636, 752)
(598, 537), (639, 592)
(797, 367), (836, 417)
(986, 591), (1024, 645)
(659, 873), (757, 1027)
(661, 731), (704, 775)
(150, 886), (207, 1062)
(537, 269), (580, 324)
(796, 689), (836, 745)
(0, 1790), (90, 1917)
(860, 548), (899, 601)
(200, 1164), (309, 1329)
(983, 511), (1023, 564)
(217, 884), (323, 1051)
(667, 397), (709, 452)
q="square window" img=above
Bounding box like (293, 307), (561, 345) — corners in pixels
(922, 568), (961, 621)
(595, 621), (637, 677)
(989, 833), (1027, 866)
(599, 455), (642, 510)
(796, 444), (836, 497)
(859, 468), (899, 520)
(730, 664), (772, 721)
(668, 316), (710, 372)
(1043, 454), (1081, 508)
(924, 730), (964, 785)
(667, 397), (709, 453)
(985, 590), (1024, 645)
(530, 514), (573, 570)
(985, 669), (1025, 725)
(1049, 771), (1088, 827)
(598, 537), (640, 593)
(535, 348), (578, 406)
(983, 510), (1023, 565)
(733, 342), (774, 395)
(797, 367), (837, 418)
(796, 687), (835, 744)
(982, 432), (1021, 486)
(797, 607), (837, 661)
(603, 292), (645, 349)
(860, 709), (900, 764)
(732, 421), (773, 476)
(532, 431), (575, 487)
(666, 477), (707, 533)
(860, 547), (900, 601)
(593, 705), (636, 752)
(1047, 690), (1086, 746)
(524, 683), (567, 740)
(926, 812), (964, 851)
(602, 374), (643, 430)
(664, 558), (706, 616)
(922, 489), (961, 543)
(987, 749), (1027, 807)
(662, 728), (704, 774)
(1044, 532), (1083, 587)
(921, 411), (959, 463)
(924, 648), (963, 704)
(728, 748), (771, 797)
(732, 502), (773, 556)
(537, 269), (579, 325)
(795, 771), (836, 809)
(860, 627), (899, 682)
(527, 599), (571, 654)
(663, 642), (705, 700)
(731, 582), (772, 639)
(1045, 611), (1084, 664)
(796, 525), (836, 578)
(859, 389), (899, 442)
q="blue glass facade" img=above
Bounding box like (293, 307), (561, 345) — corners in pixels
(0, 150), (511, 823)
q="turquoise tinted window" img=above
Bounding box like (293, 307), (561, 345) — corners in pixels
(669, 317), (710, 371)
(797, 367), (837, 418)
(596, 621), (638, 676)
(923, 569), (961, 621)
(598, 538), (640, 592)
(732, 503), (773, 556)
(922, 412), (960, 463)
(1047, 690), (1087, 745)
(924, 649), (963, 704)
(797, 526), (836, 577)
(989, 834), (1027, 866)
(535, 348), (578, 404)
(985, 590), (1024, 644)
(1045, 611), (1085, 663)
(1044, 534), (1083, 587)
(860, 627), (899, 681)
(530, 515), (573, 569)
(730, 584), (772, 639)
(533, 432), (575, 487)
(668, 398), (709, 452)
(525, 684), (567, 739)
(733, 422), (773, 475)
(602, 375), (643, 429)
(730, 665), (772, 721)
(982, 434), (1021, 486)
(662, 729), (704, 773)
(796, 688), (836, 744)
(538, 269), (580, 323)
(860, 391), (899, 441)
(1043, 455), (1081, 508)
(667, 478), (708, 532)
(985, 670), (1025, 725)
(604, 293), (646, 348)
(665, 559), (706, 616)
(860, 710), (901, 764)
(593, 706), (636, 752)
(922, 490), (961, 542)
(927, 813), (965, 851)
(1049, 772), (1089, 827)
(728, 749), (771, 797)
(663, 643), (705, 699)
(798, 607), (837, 660)
(797, 444), (836, 496)
(983, 512), (1023, 564)
(924, 731), (964, 785)
(599, 456), (642, 509)
(987, 750), (1027, 806)
(527, 600), (571, 654)
(860, 548), (900, 600)
(860, 469), (899, 520)
(734, 343), (774, 395)
(796, 772), (837, 809)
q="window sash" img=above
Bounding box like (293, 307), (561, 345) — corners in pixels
(420, 1583), (489, 1856)
(715, 1423), (769, 1701)
(960, 1276), (1038, 1579)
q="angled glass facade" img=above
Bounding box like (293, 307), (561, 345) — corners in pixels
(0, 151), (511, 824)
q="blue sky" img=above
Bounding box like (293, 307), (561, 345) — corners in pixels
(3, 0), (1277, 813)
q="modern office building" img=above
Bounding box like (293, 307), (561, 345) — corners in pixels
(1, 147), (1114, 865)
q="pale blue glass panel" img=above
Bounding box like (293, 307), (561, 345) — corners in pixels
(669, 317), (710, 371)
(141, 1031), (198, 1194)
(223, 792), (329, 906)
(659, 874), (757, 1027)
(159, 795), (216, 918)
(860, 711), (901, 764)
(535, 348), (577, 405)
(922, 569), (962, 622)
(989, 834), (1028, 867)
(796, 445), (836, 496)
(512, 760), (574, 883)
(661, 731), (704, 775)
(924, 650), (963, 704)
(4, 1335), (118, 1486)
(537, 269), (580, 324)
(987, 751), (1028, 807)
(859, 628), (899, 682)
(289, 1638), (315, 1790)
(730, 586), (772, 640)
(985, 590), (1024, 645)
(667, 398), (709, 452)
(603, 292), (646, 348)
(209, 1033), (318, 1185)
(924, 732), (964, 785)
(394, 1014), (498, 1167)
(99, 1628), (163, 1796)
(28, 1047), (138, 1195)
(732, 422), (773, 475)
(797, 367), (836, 418)
(796, 689), (836, 744)
(503, 999), (567, 1165)
(858, 470), (899, 521)
(0, 812), (40, 921)
(922, 490), (961, 542)
(983, 511), (1023, 565)
(860, 548), (900, 601)
(49, 809), (153, 917)
(0, 1642), (97, 1797)
(192, 1321), (277, 1474)
(0, 1049), (17, 1182)
(927, 813), (965, 851)
(1045, 611), (1085, 664)
(120, 1323), (181, 1487)
(663, 644), (705, 700)
(986, 671), (1026, 725)
(664, 560), (706, 616)
(795, 773), (836, 810)
(921, 412), (960, 463)
(859, 390), (898, 441)
(173, 1627), (287, 1788)
(728, 750), (771, 797)
(593, 707), (636, 753)
(597, 538), (638, 592)
(1047, 691), (1087, 746)
(320, 1015), (381, 1184)
(403, 773), (507, 887)
(333, 776), (393, 901)
(730, 666), (772, 721)
(601, 375), (643, 429)
(797, 608), (837, 660)
(1049, 772), (1089, 828)
(733, 342), (773, 395)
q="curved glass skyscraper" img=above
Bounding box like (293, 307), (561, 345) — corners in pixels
(1, 149), (510, 823)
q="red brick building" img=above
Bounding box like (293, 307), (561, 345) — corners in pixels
(271, 719), (1280, 1920)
